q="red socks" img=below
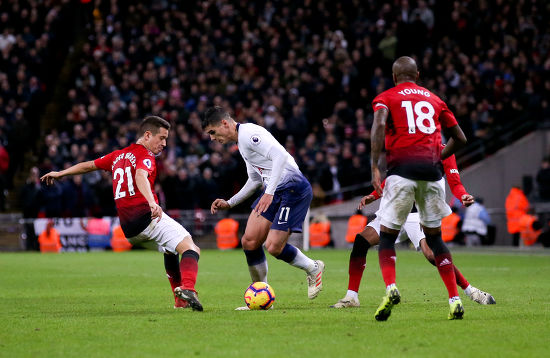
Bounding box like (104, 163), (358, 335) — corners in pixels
(378, 249), (397, 287)
(434, 253), (459, 298)
(348, 256), (366, 292)
(180, 250), (200, 292)
(164, 253), (181, 298)
(453, 265), (469, 290)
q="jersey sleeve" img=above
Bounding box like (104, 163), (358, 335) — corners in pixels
(372, 93), (388, 113)
(135, 150), (156, 175)
(94, 152), (115, 171)
(438, 101), (458, 128)
(442, 154), (468, 201)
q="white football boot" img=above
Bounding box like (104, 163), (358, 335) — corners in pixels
(330, 295), (360, 308)
(307, 260), (325, 299)
(467, 286), (496, 304)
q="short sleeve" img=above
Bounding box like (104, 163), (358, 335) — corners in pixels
(372, 93), (388, 113)
(135, 150), (156, 175)
(94, 152), (114, 171)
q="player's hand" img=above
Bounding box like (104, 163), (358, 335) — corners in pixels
(40, 171), (62, 185)
(461, 194), (475, 207)
(149, 202), (162, 221)
(211, 199), (230, 214)
(358, 194), (376, 210)
(254, 193), (273, 216)
(371, 167), (383, 196)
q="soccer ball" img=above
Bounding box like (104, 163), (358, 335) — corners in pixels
(244, 282), (275, 310)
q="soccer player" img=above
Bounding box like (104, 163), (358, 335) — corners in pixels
(370, 56), (468, 320)
(40, 116), (203, 311)
(203, 106), (324, 309)
(332, 148), (496, 308)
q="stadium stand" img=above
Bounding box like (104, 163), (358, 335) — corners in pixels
(2, 0), (549, 220)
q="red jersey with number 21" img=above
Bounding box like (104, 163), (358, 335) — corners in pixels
(94, 143), (158, 237)
(372, 82), (458, 181)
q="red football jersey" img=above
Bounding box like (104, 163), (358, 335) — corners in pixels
(94, 143), (158, 237)
(372, 82), (458, 180)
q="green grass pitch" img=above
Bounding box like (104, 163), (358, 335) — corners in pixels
(1, 248), (549, 357)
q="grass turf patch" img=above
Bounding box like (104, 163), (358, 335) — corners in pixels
(1, 249), (549, 357)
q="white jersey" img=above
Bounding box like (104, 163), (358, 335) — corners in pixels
(237, 123), (302, 194)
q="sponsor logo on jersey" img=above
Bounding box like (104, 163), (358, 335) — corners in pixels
(143, 159), (152, 169)
(251, 134), (261, 146)
(449, 169), (459, 174)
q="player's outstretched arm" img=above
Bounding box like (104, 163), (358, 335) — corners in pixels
(211, 199), (231, 214)
(40, 160), (98, 185)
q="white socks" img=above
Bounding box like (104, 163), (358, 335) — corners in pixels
(346, 290), (359, 300)
(449, 296), (461, 304)
(248, 260), (268, 282)
(290, 249), (316, 272)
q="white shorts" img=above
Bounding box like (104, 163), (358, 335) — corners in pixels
(367, 212), (425, 250)
(127, 212), (191, 254)
(376, 175), (452, 230)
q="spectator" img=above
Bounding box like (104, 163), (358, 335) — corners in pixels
(536, 157), (550, 201)
(0, 142), (8, 211)
(38, 220), (62, 253)
(19, 167), (42, 250)
(12, 0), (549, 215)
(441, 206), (464, 245)
(518, 210), (542, 247)
(462, 198), (493, 246)
(505, 186), (530, 246)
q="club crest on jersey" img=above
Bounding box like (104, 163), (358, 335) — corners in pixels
(251, 135), (261, 146)
(143, 159), (152, 169)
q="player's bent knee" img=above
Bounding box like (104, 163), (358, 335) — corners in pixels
(241, 235), (261, 250)
(265, 241), (284, 256)
(175, 235), (200, 255)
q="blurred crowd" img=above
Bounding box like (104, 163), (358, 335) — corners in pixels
(0, 0), (75, 211)
(6, 0), (550, 217)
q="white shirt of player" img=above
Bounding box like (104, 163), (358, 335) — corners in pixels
(227, 123), (302, 207)
(238, 123), (301, 192)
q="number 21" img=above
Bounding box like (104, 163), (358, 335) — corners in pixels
(114, 166), (135, 200)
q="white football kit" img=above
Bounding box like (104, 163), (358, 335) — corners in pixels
(367, 212), (424, 250)
(227, 123), (304, 207)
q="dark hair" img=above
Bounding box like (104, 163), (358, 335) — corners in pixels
(202, 106), (229, 129)
(138, 116), (170, 137)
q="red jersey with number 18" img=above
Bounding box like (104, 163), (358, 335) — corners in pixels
(372, 82), (458, 181)
(94, 143), (158, 237)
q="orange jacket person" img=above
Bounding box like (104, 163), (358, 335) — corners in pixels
(505, 187), (529, 246)
(38, 220), (62, 253)
(345, 212), (368, 244)
(215, 218), (239, 250)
